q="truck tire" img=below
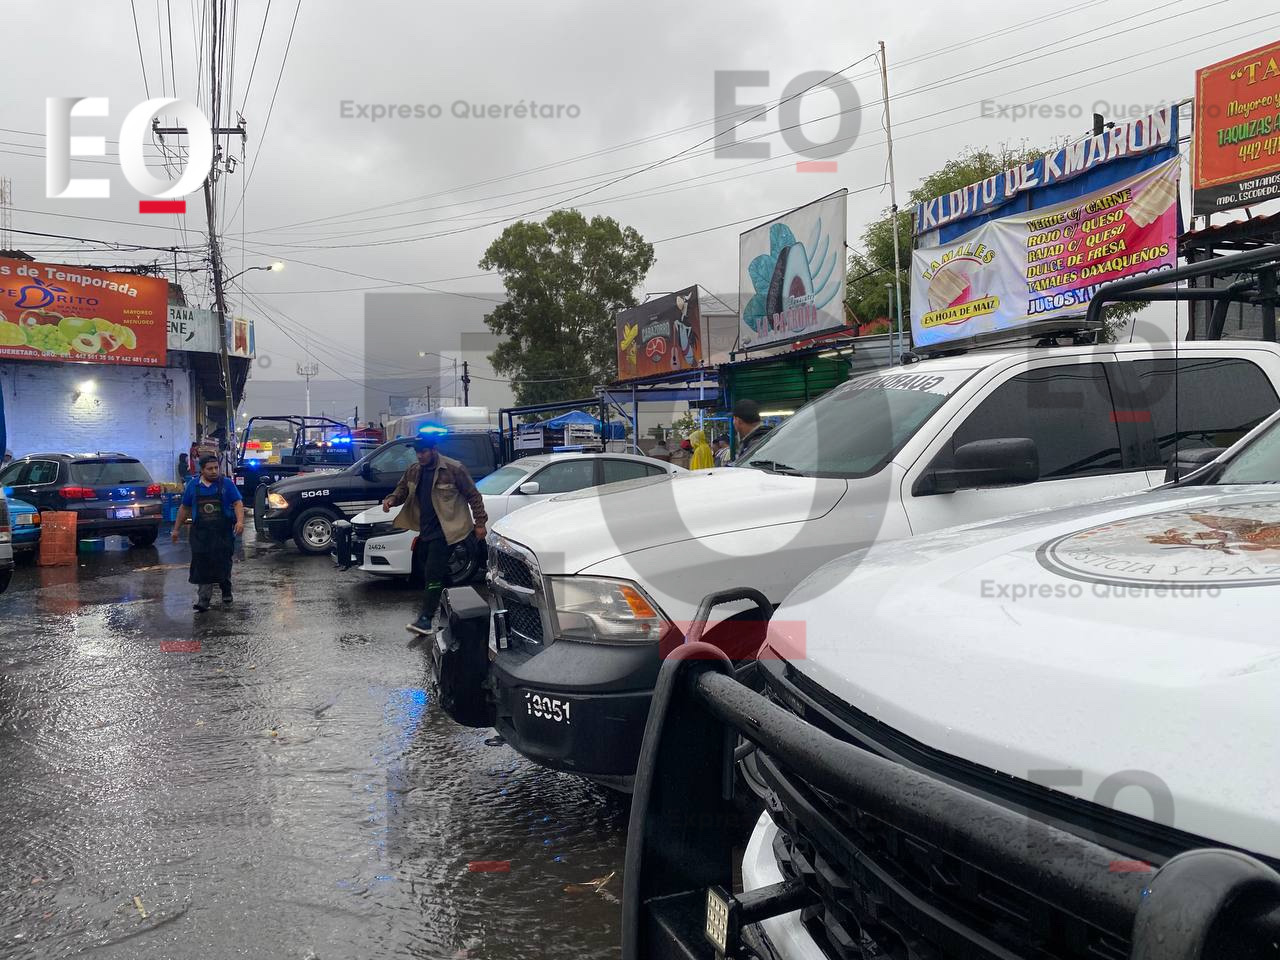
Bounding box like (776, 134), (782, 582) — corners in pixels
(293, 507), (342, 555)
(254, 486), (267, 534)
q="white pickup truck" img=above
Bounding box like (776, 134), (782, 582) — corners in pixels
(622, 404), (1280, 960)
(482, 339), (1280, 785)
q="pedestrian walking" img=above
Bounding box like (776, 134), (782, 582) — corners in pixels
(381, 434), (489, 634)
(732, 399), (773, 462)
(688, 429), (714, 470)
(713, 436), (731, 467)
(648, 438), (671, 462)
(172, 455), (244, 612)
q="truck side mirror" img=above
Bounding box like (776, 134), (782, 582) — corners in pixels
(924, 438), (1040, 494)
(518, 481), (540, 495)
(1164, 446), (1223, 483)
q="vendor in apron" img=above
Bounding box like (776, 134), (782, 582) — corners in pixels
(173, 454), (245, 612)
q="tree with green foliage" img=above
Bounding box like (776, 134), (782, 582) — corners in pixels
(479, 209), (655, 407)
(845, 144), (1144, 340)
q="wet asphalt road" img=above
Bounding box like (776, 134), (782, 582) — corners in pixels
(0, 527), (629, 960)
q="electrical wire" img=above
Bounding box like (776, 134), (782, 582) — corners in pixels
(239, 0), (272, 114)
(130, 0), (152, 99)
(223, 0), (301, 226)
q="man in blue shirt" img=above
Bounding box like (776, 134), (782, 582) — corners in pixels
(173, 455), (245, 612)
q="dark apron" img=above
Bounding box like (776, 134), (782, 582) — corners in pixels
(188, 484), (234, 585)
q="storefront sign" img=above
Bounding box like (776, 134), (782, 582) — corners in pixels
(1193, 41), (1280, 215)
(616, 285), (701, 380)
(911, 157), (1180, 350)
(739, 191), (847, 352)
(915, 106), (1176, 236)
(167, 304), (219, 353)
(0, 257), (167, 365)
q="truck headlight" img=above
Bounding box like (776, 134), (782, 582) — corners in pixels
(266, 492), (289, 510)
(548, 576), (670, 644)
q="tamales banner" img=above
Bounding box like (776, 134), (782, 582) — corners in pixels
(910, 157), (1179, 349)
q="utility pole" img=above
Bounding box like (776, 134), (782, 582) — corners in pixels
(462, 361), (471, 405)
(879, 41), (906, 365)
(297, 362), (319, 416)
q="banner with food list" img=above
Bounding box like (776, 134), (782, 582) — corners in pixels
(0, 257), (168, 365)
(910, 157), (1179, 350)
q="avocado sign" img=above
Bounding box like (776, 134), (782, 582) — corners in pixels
(738, 189), (848, 351)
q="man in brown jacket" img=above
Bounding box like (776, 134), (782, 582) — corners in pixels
(381, 434), (489, 633)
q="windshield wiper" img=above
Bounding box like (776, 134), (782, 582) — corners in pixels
(747, 459), (805, 476)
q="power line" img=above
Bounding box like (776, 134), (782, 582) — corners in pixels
(224, 0), (301, 226)
(249, 0), (1111, 237)
(130, 0), (152, 99)
(239, 0), (272, 113)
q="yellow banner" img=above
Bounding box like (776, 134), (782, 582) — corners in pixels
(920, 296), (1000, 328)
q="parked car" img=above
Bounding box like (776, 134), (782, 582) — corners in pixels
(0, 453), (163, 546)
(478, 338), (1280, 786)
(623, 404), (1280, 960)
(346, 452), (685, 581)
(4, 497), (40, 553)
(0, 493), (12, 594)
(260, 427), (499, 554)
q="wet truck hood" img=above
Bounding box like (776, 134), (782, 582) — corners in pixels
(771, 485), (1280, 858)
(490, 468), (848, 573)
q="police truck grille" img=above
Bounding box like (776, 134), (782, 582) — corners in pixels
(505, 601), (543, 645)
(492, 548), (536, 591)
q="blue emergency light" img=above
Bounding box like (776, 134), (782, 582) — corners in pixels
(418, 425), (448, 435)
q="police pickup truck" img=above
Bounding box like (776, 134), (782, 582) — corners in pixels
(474, 336), (1280, 786)
(259, 425), (498, 554)
(623, 402), (1280, 960)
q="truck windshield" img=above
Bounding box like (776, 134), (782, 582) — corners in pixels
(743, 368), (977, 478)
(1213, 417), (1280, 484)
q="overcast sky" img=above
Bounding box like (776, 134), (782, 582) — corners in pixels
(2, 0), (1274, 388)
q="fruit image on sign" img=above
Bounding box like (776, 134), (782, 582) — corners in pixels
(0, 257), (167, 366)
(615, 285), (701, 381)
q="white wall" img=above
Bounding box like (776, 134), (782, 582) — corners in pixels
(0, 360), (193, 484)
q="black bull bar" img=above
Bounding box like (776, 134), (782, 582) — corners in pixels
(623, 644), (1280, 960)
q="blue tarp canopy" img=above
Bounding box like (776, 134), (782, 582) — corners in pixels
(519, 409), (625, 439)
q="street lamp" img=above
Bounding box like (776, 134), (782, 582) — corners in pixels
(224, 261), (284, 285)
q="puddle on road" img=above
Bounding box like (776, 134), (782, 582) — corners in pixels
(0, 543), (629, 959)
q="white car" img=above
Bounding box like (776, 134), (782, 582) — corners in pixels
(627, 405), (1280, 960)
(350, 452), (684, 580)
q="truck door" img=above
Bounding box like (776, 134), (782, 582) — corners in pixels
(902, 357), (1149, 536)
(349, 442), (418, 516)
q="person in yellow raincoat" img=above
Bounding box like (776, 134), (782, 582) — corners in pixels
(688, 429), (715, 470)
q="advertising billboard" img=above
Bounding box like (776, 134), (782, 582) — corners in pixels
(616, 285), (701, 381)
(0, 257), (167, 365)
(915, 106), (1177, 243)
(1193, 41), (1280, 215)
(738, 189), (847, 351)
(911, 157), (1180, 350)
